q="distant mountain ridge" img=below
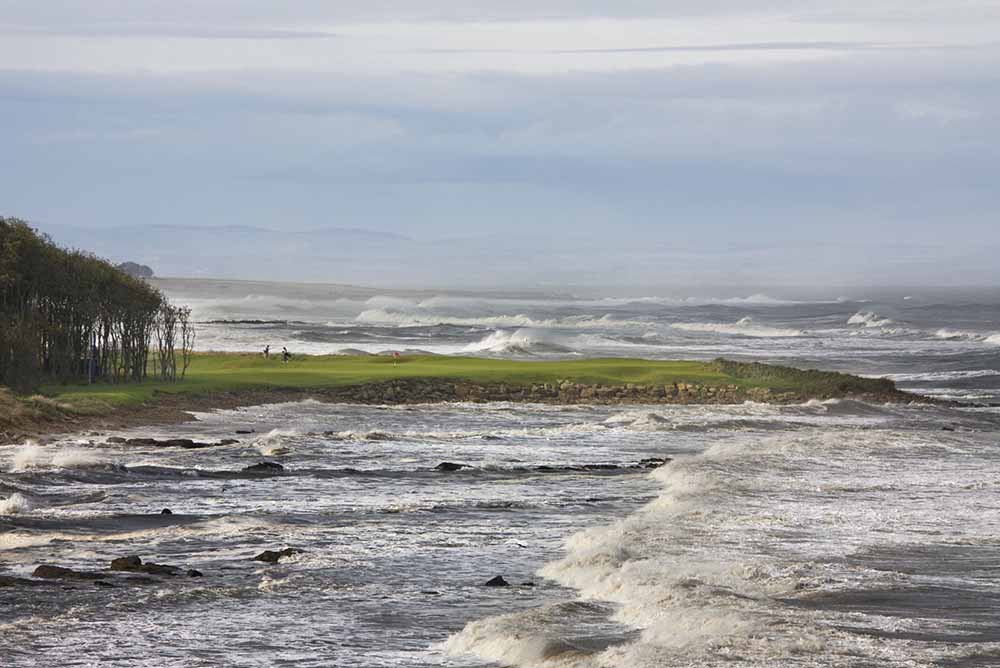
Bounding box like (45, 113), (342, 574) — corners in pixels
(34, 223), (415, 282)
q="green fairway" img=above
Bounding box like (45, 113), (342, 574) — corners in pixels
(44, 353), (725, 407)
(41, 352), (898, 411)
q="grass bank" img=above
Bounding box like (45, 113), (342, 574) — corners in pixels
(0, 353), (911, 442)
(45, 353), (738, 408)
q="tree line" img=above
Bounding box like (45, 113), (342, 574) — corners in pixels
(0, 217), (194, 392)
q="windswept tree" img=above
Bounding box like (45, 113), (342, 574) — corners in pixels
(0, 217), (194, 391)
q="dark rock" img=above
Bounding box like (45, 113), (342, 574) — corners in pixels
(33, 564), (106, 581)
(484, 575), (510, 587)
(235, 429), (256, 435)
(186, 569), (203, 578)
(122, 437), (239, 449)
(142, 563), (181, 576)
(110, 555), (181, 576)
(637, 458), (670, 469)
(435, 462), (468, 472)
(107, 436), (126, 444)
(110, 556), (143, 572)
(0, 574), (50, 587)
(253, 548), (303, 564)
(941, 426), (956, 432)
(242, 462), (285, 473)
(521, 582), (535, 587)
(160, 508), (173, 515)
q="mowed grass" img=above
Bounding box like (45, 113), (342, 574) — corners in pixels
(44, 353), (731, 408)
(41, 353), (898, 411)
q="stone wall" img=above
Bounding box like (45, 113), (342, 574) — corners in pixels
(318, 378), (912, 406)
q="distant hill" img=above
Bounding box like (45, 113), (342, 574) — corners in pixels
(34, 223), (416, 282)
(116, 261), (154, 279)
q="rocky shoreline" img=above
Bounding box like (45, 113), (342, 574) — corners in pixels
(2, 377), (930, 445)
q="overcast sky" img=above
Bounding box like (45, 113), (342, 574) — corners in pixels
(2, 2), (998, 285)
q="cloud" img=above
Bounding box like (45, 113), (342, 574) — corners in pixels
(0, 1), (998, 284)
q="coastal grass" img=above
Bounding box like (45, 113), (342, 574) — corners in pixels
(43, 353), (729, 408)
(38, 353), (898, 411)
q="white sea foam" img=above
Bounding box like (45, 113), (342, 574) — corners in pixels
(463, 328), (580, 355)
(9, 444), (104, 471)
(603, 411), (673, 431)
(448, 427), (984, 667)
(671, 317), (803, 338)
(253, 429), (299, 456)
(10, 442), (45, 471)
(0, 492), (33, 515)
(847, 311), (893, 328)
(50, 449), (104, 468)
(878, 369), (1000, 382)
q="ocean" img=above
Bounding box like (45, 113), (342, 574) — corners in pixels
(1, 280), (998, 667)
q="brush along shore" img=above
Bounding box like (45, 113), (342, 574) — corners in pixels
(1, 354), (924, 443)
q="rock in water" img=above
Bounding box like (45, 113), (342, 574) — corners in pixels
(33, 565), (106, 581)
(120, 437), (239, 449)
(110, 555), (181, 575)
(160, 508), (173, 515)
(435, 462), (468, 472)
(484, 575), (510, 587)
(110, 556), (143, 571)
(243, 462), (285, 473)
(253, 548), (302, 564)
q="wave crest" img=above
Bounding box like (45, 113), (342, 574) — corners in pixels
(671, 317), (803, 338)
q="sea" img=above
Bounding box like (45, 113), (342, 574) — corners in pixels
(1, 279), (998, 667)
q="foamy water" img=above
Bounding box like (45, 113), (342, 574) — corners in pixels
(3, 398), (998, 667)
(2, 282), (999, 666)
(157, 281), (1000, 404)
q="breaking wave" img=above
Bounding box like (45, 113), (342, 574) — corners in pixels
(9, 444), (106, 471)
(934, 329), (1000, 346)
(0, 492), (33, 515)
(670, 317), (803, 338)
(253, 429), (299, 456)
(847, 311), (894, 328)
(878, 369), (1000, 383)
(463, 329), (580, 355)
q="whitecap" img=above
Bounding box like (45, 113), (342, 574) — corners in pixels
(0, 492), (33, 515)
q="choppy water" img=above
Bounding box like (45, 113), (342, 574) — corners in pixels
(2, 282), (999, 667)
(162, 280), (1000, 404)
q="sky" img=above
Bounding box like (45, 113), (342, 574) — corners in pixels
(1, 1), (999, 286)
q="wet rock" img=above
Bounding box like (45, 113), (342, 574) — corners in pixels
(484, 575), (510, 587)
(142, 563), (182, 576)
(435, 462), (469, 472)
(33, 564), (106, 581)
(0, 574), (51, 587)
(110, 555), (181, 576)
(160, 508), (173, 515)
(106, 437), (127, 444)
(253, 548), (303, 564)
(110, 556), (143, 571)
(121, 437), (239, 449)
(521, 582), (535, 587)
(187, 569), (203, 577)
(243, 462), (285, 473)
(235, 429), (256, 435)
(637, 458), (670, 469)
(941, 426), (956, 432)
